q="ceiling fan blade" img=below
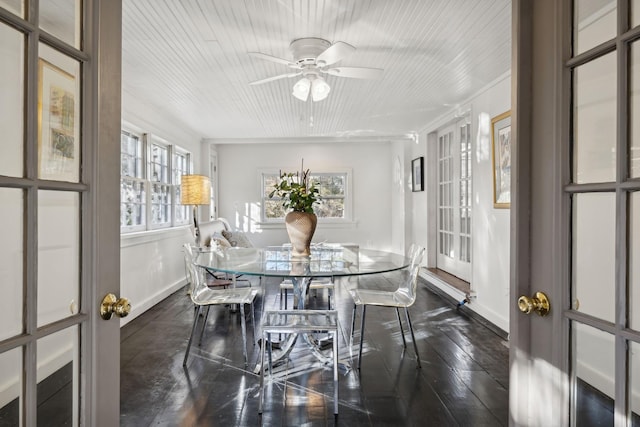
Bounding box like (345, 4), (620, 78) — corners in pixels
(248, 52), (300, 68)
(249, 72), (302, 85)
(316, 41), (355, 66)
(325, 67), (383, 79)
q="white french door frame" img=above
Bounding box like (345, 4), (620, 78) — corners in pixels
(435, 117), (472, 282)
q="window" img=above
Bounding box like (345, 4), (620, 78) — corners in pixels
(120, 130), (192, 233)
(150, 142), (171, 228)
(261, 171), (350, 222)
(120, 131), (146, 231)
(173, 150), (190, 225)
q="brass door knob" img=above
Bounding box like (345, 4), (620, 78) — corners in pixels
(518, 291), (550, 316)
(100, 293), (131, 320)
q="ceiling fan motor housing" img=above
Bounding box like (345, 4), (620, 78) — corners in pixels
(289, 38), (331, 66)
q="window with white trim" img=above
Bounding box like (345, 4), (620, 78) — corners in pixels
(261, 171), (350, 222)
(120, 130), (192, 233)
(120, 131), (146, 231)
(173, 150), (190, 225)
(150, 141), (171, 228)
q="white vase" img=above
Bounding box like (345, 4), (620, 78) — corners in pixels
(285, 211), (317, 257)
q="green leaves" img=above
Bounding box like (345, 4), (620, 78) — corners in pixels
(268, 170), (320, 213)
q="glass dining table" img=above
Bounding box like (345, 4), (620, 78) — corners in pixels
(194, 244), (410, 369)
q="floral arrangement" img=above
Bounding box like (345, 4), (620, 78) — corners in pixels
(268, 160), (320, 213)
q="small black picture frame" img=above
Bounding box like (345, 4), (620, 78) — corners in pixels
(411, 157), (424, 192)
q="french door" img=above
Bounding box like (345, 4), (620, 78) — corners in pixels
(436, 118), (472, 282)
(511, 0), (640, 425)
(0, 1), (122, 425)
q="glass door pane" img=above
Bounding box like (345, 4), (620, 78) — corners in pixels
(0, 348), (22, 425)
(0, 0), (22, 17)
(574, 0), (616, 55)
(38, 43), (81, 183)
(573, 53), (617, 184)
(571, 193), (616, 322)
(631, 341), (640, 422)
(0, 21), (24, 178)
(37, 191), (80, 327)
(631, 192), (640, 330)
(0, 188), (23, 341)
(39, 0), (81, 48)
(573, 322), (615, 426)
(630, 41), (640, 178)
(438, 131), (454, 260)
(37, 326), (79, 426)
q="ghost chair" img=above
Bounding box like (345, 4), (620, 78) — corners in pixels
(349, 244), (426, 370)
(182, 255), (258, 368)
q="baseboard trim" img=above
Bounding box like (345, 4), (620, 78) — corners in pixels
(119, 279), (186, 327)
(419, 275), (508, 341)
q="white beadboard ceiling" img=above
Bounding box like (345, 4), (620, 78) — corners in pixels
(122, 0), (512, 141)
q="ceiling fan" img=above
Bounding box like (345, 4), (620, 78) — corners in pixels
(249, 37), (383, 102)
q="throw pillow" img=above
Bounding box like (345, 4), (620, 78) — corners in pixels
(211, 231), (231, 249)
(221, 230), (253, 248)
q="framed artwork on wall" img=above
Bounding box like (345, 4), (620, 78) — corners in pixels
(412, 157), (424, 192)
(491, 111), (511, 208)
(38, 58), (80, 182)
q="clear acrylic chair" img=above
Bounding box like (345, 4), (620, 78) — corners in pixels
(182, 245), (258, 368)
(183, 244), (233, 291)
(349, 244), (425, 370)
(258, 310), (339, 415)
(279, 277), (334, 309)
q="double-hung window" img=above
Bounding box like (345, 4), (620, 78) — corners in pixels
(261, 170), (350, 222)
(120, 131), (146, 232)
(173, 149), (190, 225)
(149, 141), (171, 228)
(120, 130), (192, 233)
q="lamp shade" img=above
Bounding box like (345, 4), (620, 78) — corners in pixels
(181, 174), (211, 205)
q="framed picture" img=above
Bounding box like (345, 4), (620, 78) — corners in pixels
(491, 111), (511, 208)
(411, 157), (424, 192)
(38, 59), (80, 182)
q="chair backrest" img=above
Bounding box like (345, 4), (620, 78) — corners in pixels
(183, 243), (205, 297)
(395, 245), (425, 306)
(407, 243), (421, 261)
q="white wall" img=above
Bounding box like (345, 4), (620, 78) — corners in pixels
(211, 141), (396, 251)
(412, 73), (512, 332)
(119, 108), (205, 325)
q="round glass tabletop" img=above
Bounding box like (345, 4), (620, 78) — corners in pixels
(194, 245), (409, 278)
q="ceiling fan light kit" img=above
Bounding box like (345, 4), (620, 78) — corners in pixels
(292, 74), (331, 102)
(249, 37), (383, 102)
(292, 77), (311, 101)
(311, 77), (330, 101)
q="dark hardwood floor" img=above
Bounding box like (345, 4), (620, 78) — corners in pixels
(0, 271), (633, 425)
(120, 272), (510, 426)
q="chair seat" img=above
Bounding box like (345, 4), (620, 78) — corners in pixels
(262, 309), (338, 332)
(279, 278), (334, 290)
(349, 288), (413, 307)
(206, 278), (234, 288)
(279, 278), (334, 310)
(192, 287), (258, 306)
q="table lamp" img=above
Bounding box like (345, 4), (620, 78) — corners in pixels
(180, 174), (211, 246)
